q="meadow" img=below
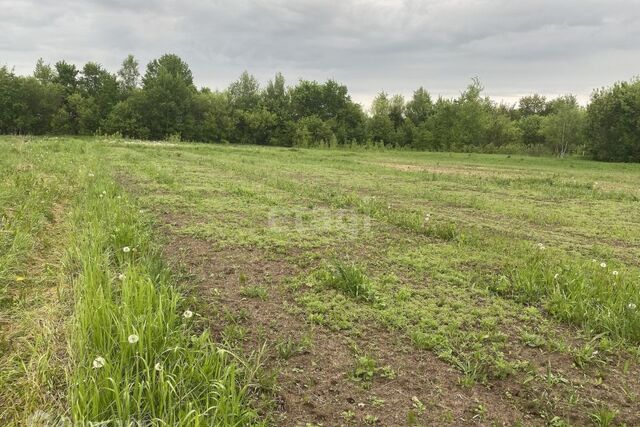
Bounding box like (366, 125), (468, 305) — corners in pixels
(1, 135), (640, 426)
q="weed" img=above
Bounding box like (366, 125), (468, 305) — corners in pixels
(589, 406), (618, 427)
(276, 335), (311, 360)
(319, 261), (377, 302)
(240, 285), (268, 300)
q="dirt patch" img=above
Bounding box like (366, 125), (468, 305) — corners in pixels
(158, 221), (541, 426)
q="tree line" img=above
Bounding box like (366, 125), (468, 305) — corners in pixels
(1, 53), (639, 162)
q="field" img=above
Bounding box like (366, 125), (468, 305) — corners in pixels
(1, 135), (640, 426)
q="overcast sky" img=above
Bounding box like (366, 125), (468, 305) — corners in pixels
(2, 0), (640, 107)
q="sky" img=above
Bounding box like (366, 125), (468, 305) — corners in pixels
(2, 0), (640, 108)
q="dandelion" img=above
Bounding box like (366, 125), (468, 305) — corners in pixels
(117, 273), (125, 281)
(122, 246), (131, 253)
(612, 271), (619, 276)
(591, 259), (597, 263)
(139, 209), (145, 214)
(15, 276), (25, 282)
(88, 173), (95, 177)
(128, 334), (139, 344)
(554, 273), (559, 279)
(116, 195), (121, 200)
(92, 356), (106, 369)
(154, 362), (163, 372)
(101, 190), (106, 195)
(183, 310), (193, 319)
(600, 262), (607, 268)
(628, 303), (637, 311)
(537, 243), (546, 250)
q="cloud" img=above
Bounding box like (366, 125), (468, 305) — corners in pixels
(2, 0), (639, 107)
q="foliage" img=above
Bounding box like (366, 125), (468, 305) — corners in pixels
(0, 56), (639, 160)
(586, 78), (640, 162)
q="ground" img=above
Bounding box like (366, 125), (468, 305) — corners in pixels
(1, 136), (640, 426)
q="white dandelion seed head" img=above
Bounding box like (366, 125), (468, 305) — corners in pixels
(99, 194), (104, 198)
(122, 246), (131, 253)
(183, 310), (193, 319)
(117, 273), (125, 281)
(628, 303), (637, 311)
(128, 334), (139, 344)
(116, 195), (121, 200)
(138, 209), (145, 214)
(92, 356), (106, 369)
(154, 362), (163, 372)
(612, 271), (619, 276)
(537, 243), (546, 250)
(600, 262), (607, 268)
(592, 259), (597, 263)
(88, 173), (95, 177)
(101, 191), (106, 195)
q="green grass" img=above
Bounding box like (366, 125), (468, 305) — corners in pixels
(0, 137), (260, 425)
(2, 135), (640, 424)
(66, 177), (259, 425)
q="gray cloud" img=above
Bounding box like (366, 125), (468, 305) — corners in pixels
(2, 0), (639, 107)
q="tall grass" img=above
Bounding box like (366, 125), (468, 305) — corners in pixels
(494, 246), (640, 343)
(66, 175), (260, 424)
(318, 261), (378, 302)
(0, 141), (69, 424)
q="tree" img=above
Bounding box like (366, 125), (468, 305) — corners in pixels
(450, 78), (491, 149)
(14, 76), (64, 134)
(227, 71), (260, 111)
(540, 96), (585, 156)
(0, 67), (17, 133)
(586, 78), (640, 162)
(406, 87), (433, 125)
(295, 115), (333, 147)
(263, 73), (294, 145)
(53, 61), (78, 95)
(34, 58), (54, 84)
(289, 79), (365, 144)
(368, 92), (396, 145)
(193, 90), (233, 143)
(118, 54), (140, 93)
(103, 95), (148, 139)
(518, 94), (547, 117)
(518, 114), (545, 146)
(139, 54), (197, 139)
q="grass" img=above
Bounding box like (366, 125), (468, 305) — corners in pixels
(2, 135), (640, 424)
(0, 137), (260, 425)
(66, 177), (259, 424)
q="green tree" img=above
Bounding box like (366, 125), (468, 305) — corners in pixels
(15, 76), (64, 134)
(586, 78), (640, 162)
(517, 114), (545, 146)
(33, 58), (54, 84)
(193, 90), (233, 143)
(518, 94), (548, 117)
(262, 73), (294, 145)
(540, 96), (585, 156)
(406, 87), (433, 125)
(103, 94), (148, 139)
(139, 54), (197, 139)
(118, 54), (140, 94)
(53, 61), (78, 95)
(228, 71), (260, 111)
